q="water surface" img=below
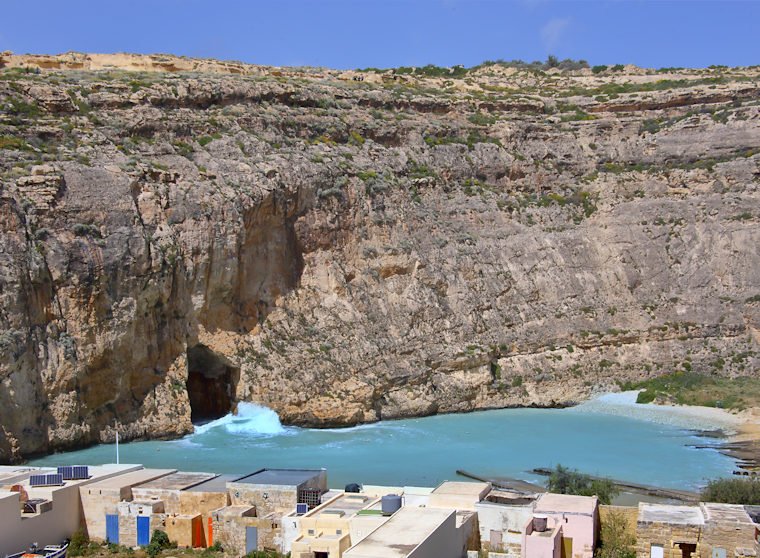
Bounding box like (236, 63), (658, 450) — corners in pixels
(29, 394), (734, 490)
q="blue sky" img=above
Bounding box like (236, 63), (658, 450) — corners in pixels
(1, 1), (758, 69)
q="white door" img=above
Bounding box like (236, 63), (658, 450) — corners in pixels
(651, 544), (664, 558)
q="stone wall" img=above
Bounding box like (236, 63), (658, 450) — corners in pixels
(635, 521), (702, 558)
(227, 484), (298, 516)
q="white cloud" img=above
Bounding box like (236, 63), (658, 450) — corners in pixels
(540, 17), (571, 52)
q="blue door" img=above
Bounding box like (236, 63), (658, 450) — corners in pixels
(137, 516), (150, 546)
(105, 514), (119, 543)
(245, 527), (257, 553)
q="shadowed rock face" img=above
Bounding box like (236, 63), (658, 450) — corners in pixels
(186, 344), (238, 422)
(1, 54), (760, 462)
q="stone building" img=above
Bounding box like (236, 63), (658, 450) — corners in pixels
(635, 502), (759, 558)
(79, 468), (175, 542)
(635, 504), (704, 558)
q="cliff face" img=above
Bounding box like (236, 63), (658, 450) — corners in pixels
(1, 53), (760, 462)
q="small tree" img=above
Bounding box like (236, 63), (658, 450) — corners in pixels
(547, 464), (618, 505)
(597, 510), (636, 558)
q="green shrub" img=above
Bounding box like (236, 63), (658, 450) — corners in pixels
(67, 529), (90, 557)
(547, 464), (618, 504)
(636, 389), (657, 404)
(702, 477), (760, 504)
(468, 112), (497, 126)
(0, 135), (30, 150)
(592, 65), (608, 74)
(146, 530), (175, 557)
(512, 375), (523, 388)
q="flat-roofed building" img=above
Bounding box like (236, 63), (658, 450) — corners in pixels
(635, 503), (704, 558)
(80, 468), (175, 542)
(228, 468), (327, 516)
(291, 492), (386, 558)
(344, 507), (464, 558)
(475, 490), (539, 556)
(702, 503), (758, 557)
(428, 481), (491, 511)
(522, 493), (599, 558)
(124, 471), (237, 548)
(0, 464), (140, 556)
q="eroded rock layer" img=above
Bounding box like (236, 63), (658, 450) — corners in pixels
(1, 53), (760, 462)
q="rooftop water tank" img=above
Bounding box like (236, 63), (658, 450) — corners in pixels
(533, 514), (548, 532)
(345, 483), (361, 493)
(381, 494), (402, 516)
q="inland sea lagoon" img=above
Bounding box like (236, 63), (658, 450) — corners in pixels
(29, 393), (736, 490)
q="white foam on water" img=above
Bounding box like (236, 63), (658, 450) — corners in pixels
(575, 390), (741, 432)
(191, 402), (290, 437)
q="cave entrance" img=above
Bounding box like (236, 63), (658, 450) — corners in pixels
(186, 344), (239, 423)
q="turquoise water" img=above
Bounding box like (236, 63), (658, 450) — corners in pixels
(29, 394), (735, 490)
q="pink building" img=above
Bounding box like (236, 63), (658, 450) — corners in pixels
(521, 493), (599, 558)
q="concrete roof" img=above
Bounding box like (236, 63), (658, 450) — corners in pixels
(233, 469), (321, 487)
(186, 474), (244, 493)
(134, 471), (217, 490)
(639, 504), (705, 525)
(535, 493), (598, 515)
(344, 507), (454, 558)
(702, 503), (754, 525)
(213, 504), (256, 517)
(310, 493), (375, 518)
(432, 481), (490, 497)
(84, 468), (175, 490)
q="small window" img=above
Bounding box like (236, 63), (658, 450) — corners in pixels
(336, 529), (342, 535)
(308, 529), (315, 535)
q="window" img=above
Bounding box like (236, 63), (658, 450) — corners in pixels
(308, 529), (315, 536)
(336, 529), (342, 535)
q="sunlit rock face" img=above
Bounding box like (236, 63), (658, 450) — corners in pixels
(1, 53), (760, 462)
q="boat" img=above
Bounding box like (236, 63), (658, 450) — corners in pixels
(5, 540), (69, 558)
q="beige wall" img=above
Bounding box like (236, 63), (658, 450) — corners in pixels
(0, 484), (92, 555)
(635, 520), (702, 558)
(228, 484), (297, 516)
(211, 509), (283, 555)
(165, 514), (202, 548)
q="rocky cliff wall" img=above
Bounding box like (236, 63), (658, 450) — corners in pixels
(1, 55), (759, 462)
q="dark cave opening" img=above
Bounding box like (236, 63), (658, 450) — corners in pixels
(186, 344), (239, 423)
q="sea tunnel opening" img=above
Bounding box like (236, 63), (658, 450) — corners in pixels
(186, 344), (239, 423)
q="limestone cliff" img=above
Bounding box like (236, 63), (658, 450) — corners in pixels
(1, 52), (760, 462)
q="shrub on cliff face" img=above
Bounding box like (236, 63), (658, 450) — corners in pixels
(702, 477), (760, 504)
(547, 464), (618, 504)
